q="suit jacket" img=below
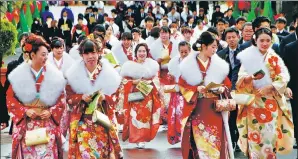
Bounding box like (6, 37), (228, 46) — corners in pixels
(135, 12), (147, 27)
(224, 16), (236, 26)
(277, 30), (290, 37)
(279, 32), (297, 58)
(114, 16), (124, 33)
(141, 29), (150, 40)
(217, 46), (243, 90)
(240, 40), (280, 55)
(283, 40), (298, 113)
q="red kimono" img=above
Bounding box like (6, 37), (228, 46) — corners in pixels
(120, 58), (162, 143)
(65, 59), (123, 159)
(6, 63), (66, 159)
(178, 53), (232, 159)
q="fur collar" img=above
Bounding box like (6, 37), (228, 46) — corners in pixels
(120, 58), (159, 79)
(237, 46), (289, 88)
(8, 62), (66, 106)
(48, 52), (74, 74)
(69, 45), (82, 61)
(149, 38), (179, 60)
(111, 42), (129, 66)
(168, 55), (182, 82)
(65, 59), (121, 96)
(180, 52), (229, 86)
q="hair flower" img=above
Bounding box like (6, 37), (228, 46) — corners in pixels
(24, 43), (32, 52)
(196, 43), (201, 48)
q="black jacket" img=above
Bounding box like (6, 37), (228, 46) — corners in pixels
(217, 45), (244, 90)
(279, 32), (297, 58)
(211, 11), (224, 26)
(276, 30), (290, 37)
(224, 16), (236, 26)
(141, 29), (150, 40)
(4, 54), (24, 92)
(0, 84), (9, 125)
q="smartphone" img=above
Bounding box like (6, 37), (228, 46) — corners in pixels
(253, 69), (265, 77)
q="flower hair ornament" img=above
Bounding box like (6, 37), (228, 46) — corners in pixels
(23, 43), (32, 53)
(196, 43), (201, 48)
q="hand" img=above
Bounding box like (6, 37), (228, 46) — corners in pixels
(167, 74), (174, 81)
(0, 123), (7, 130)
(244, 75), (253, 83)
(197, 86), (206, 93)
(285, 87), (293, 99)
(26, 109), (38, 119)
(156, 58), (162, 64)
(40, 110), (51, 119)
(133, 79), (141, 85)
(82, 94), (92, 103)
(256, 85), (274, 96)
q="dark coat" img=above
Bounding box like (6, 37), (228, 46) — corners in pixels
(0, 84), (9, 126)
(279, 32), (297, 58)
(58, 18), (73, 47)
(283, 40), (298, 140)
(217, 45), (244, 90)
(224, 16), (236, 26)
(211, 11), (224, 26)
(276, 30), (290, 37)
(141, 29), (150, 40)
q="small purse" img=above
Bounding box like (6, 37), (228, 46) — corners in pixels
(25, 128), (49, 146)
(214, 88), (236, 112)
(92, 101), (113, 130)
(128, 92), (144, 102)
(164, 85), (177, 93)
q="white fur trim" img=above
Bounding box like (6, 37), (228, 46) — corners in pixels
(65, 59), (121, 96)
(47, 52), (74, 75)
(111, 42), (129, 66)
(237, 46), (289, 88)
(69, 45), (82, 61)
(8, 62), (66, 106)
(168, 55), (181, 83)
(120, 58), (159, 79)
(180, 53), (229, 86)
(150, 38), (179, 60)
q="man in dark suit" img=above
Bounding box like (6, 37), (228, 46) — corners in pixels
(238, 22), (253, 45)
(283, 40), (298, 151)
(111, 9), (124, 34)
(224, 8), (236, 27)
(241, 16), (280, 54)
(0, 83), (9, 131)
(58, 10), (73, 49)
(279, 27), (297, 58)
(276, 17), (290, 37)
(4, 33), (30, 134)
(135, 7), (147, 27)
(141, 16), (154, 40)
(217, 27), (243, 152)
(211, 5), (224, 26)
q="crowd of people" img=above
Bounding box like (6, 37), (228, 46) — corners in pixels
(0, 1), (298, 159)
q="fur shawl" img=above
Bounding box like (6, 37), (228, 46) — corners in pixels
(120, 58), (159, 79)
(65, 59), (121, 96)
(111, 42), (129, 66)
(48, 51), (74, 74)
(180, 52), (230, 86)
(237, 46), (290, 88)
(168, 55), (182, 83)
(149, 38), (179, 60)
(8, 62), (66, 106)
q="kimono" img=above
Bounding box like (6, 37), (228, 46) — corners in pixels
(7, 62), (66, 159)
(111, 42), (134, 66)
(167, 55), (185, 144)
(179, 53), (231, 159)
(65, 59), (123, 159)
(236, 46), (294, 158)
(47, 52), (74, 136)
(150, 38), (179, 123)
(120, 58), (162, 143)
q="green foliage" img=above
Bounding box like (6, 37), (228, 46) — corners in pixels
(0, 19), (18, 56)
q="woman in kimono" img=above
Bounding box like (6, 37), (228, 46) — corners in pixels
(167, 41), (191, 145)
(48, 37), (74, 137)
(6, 34), (66, 159)
(111, 32), (134, 66)
(120, 43), (162, 149)
(236, 27), (294, 158)
(150, 26), (179, 126)
(65, 39), (123, 159)
(179, 31), (232, 159)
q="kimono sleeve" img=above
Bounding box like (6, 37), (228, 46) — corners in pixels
(271, 56), (290, 96)
(49, 94), (66, 126)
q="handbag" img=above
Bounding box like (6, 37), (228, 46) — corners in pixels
(25, 128), (49, 146)
(128, 92), (144, 102)
(214, 88), (236, 112)
(92, 101), (113, 130)
(164, 85), (177, 93)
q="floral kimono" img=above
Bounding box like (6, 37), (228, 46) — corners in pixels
(47, 51), (74, 136)
(167, 55), (185, 144)
(65, 59), (123, 159)
(111, 42), (134, 66)
(150, 38), (180, 124)
(120, 58), (162, 143)
(236, 46), (294, 158)
(178, 53), (231, 159)
(6, 62), (66, 159)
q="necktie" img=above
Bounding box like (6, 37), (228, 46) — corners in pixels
(230, 50), (235, 69)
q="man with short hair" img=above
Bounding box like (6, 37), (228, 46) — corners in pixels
(239, 22), (254, 44)
(224, 8), (236, 26)
(235, 17), (247, 34)
(131, 28), (145, 51)
(141, 16), (154, 39)
(276, 17), (289, 37)
(216, 18), (226, 39)
(211, 5), (224, 26)
(111, 9), (124, 34)
(167, 7), (180, 23)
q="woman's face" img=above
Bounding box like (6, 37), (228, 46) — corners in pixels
(31, 46), (48, 67)
(256, 33), (272, 54)
(202, 41), (218, 57)
(52, 46), (64, 58)
(179, 45), (190, 59)
(81, 49), (99, 68)
(136, 46), (147, 61)
(106, 26), (113, 36)
(160, 30), (170, 43)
